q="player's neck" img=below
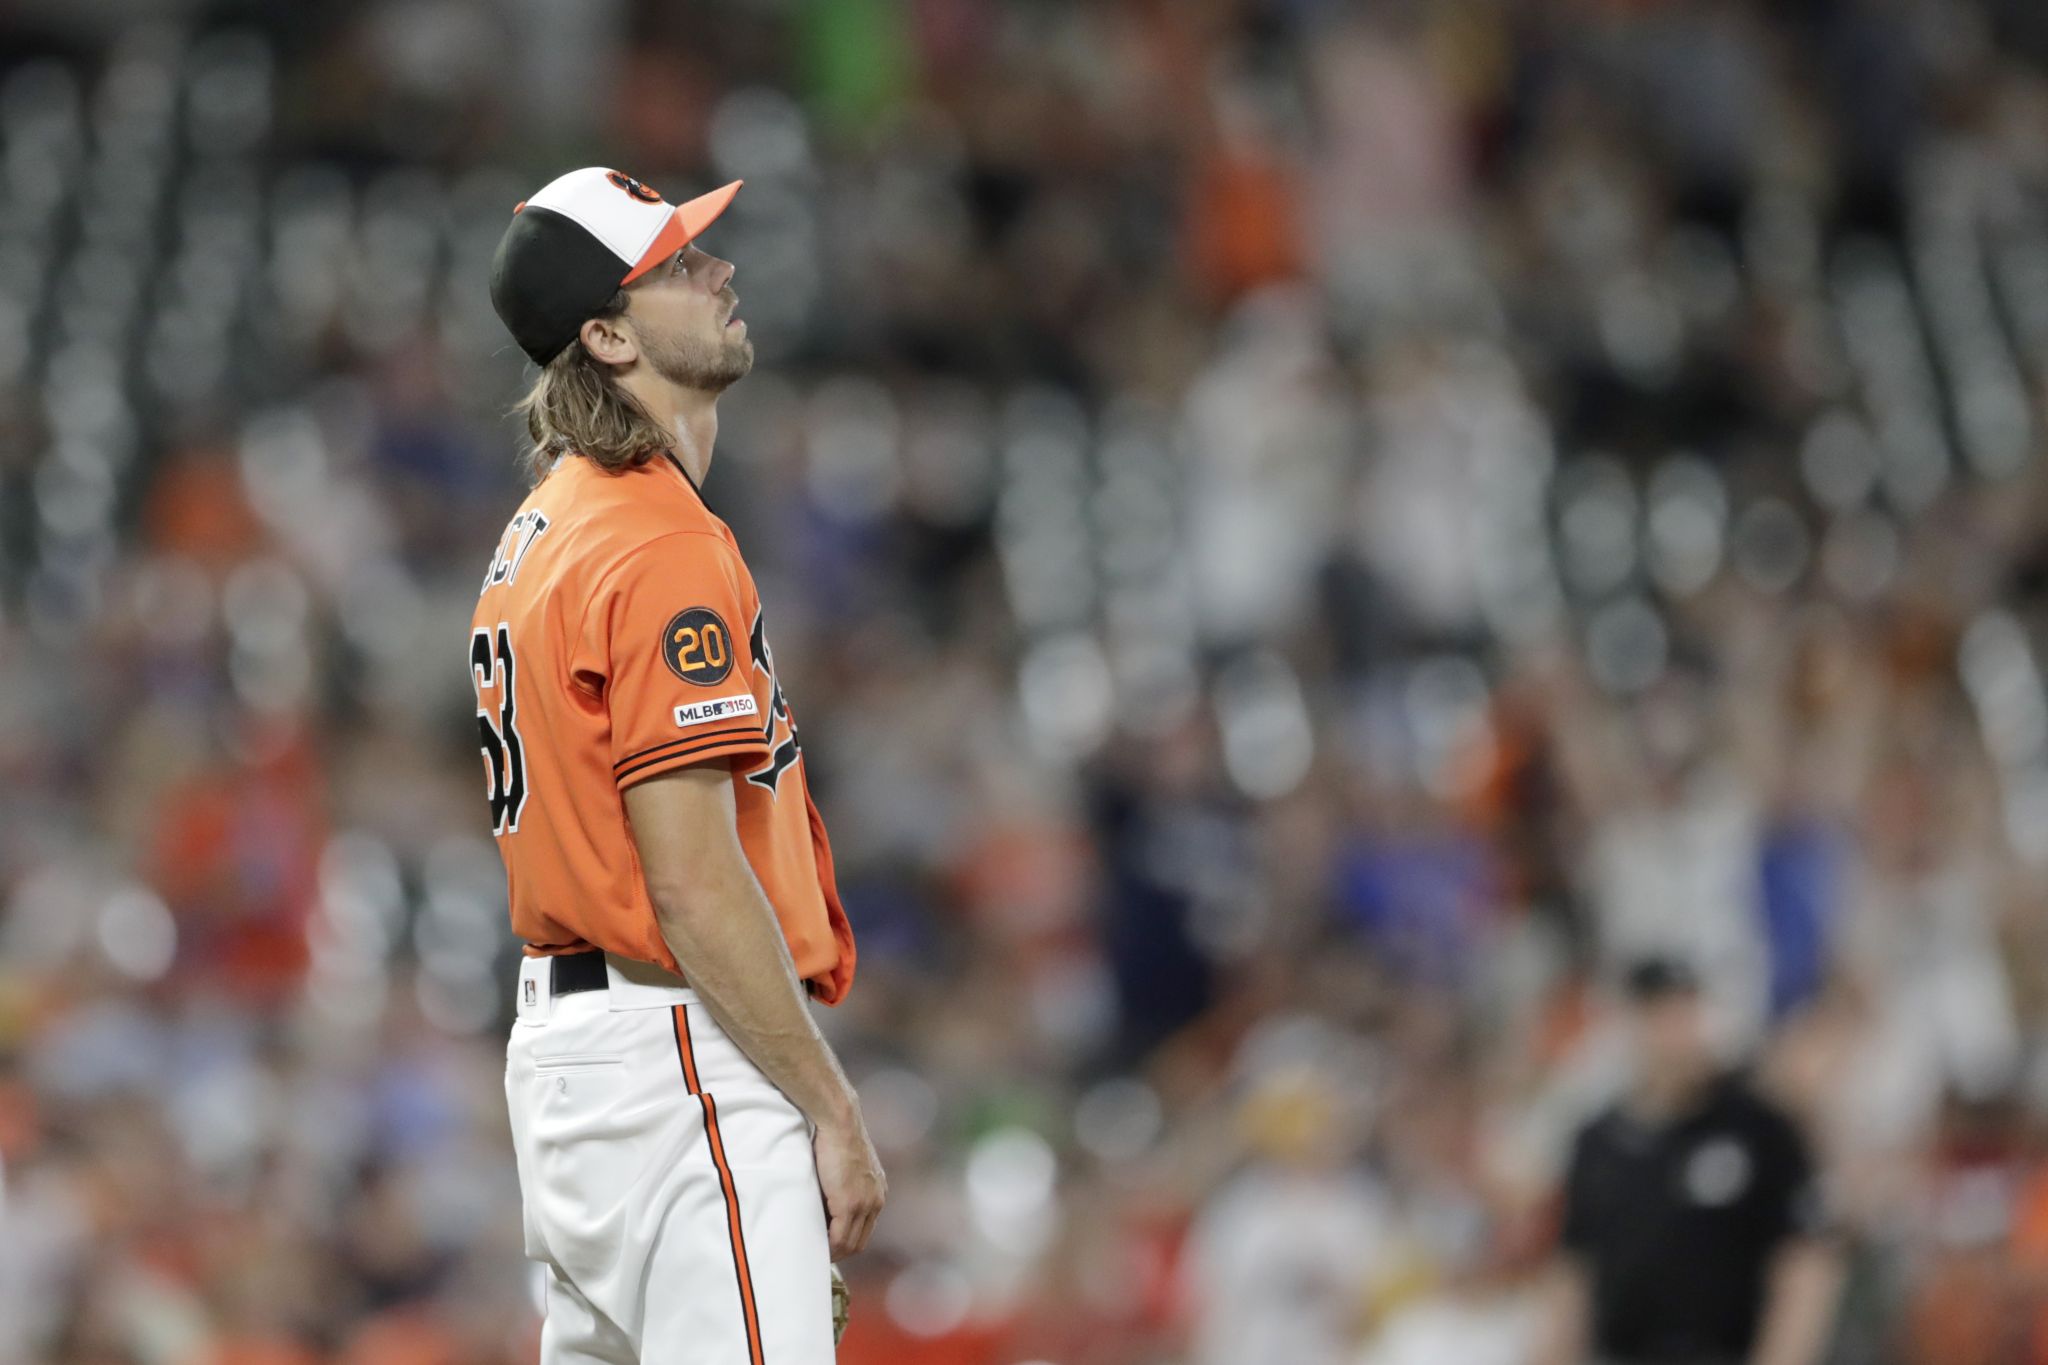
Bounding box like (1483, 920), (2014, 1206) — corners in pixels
(667, 400), (717, 488)
(623, 373), (719, 487)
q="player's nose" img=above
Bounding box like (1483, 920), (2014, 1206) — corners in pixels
(701, 253), (736, 296)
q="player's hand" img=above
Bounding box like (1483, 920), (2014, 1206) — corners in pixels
(813, 1112), (887, 1260)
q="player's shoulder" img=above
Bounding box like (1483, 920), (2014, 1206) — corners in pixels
(534, 450), (716, 525)
(535, 453), (742, 581)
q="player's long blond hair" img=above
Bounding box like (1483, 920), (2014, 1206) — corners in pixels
(512, 290), (674, 484)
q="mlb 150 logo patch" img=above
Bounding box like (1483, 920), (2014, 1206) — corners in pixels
(674, 694), (759, 728)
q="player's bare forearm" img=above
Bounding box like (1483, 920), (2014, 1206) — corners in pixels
(654, 874), (858, 1129)
(623, 765), (859, 1129)
(625, 764), (887, 1259)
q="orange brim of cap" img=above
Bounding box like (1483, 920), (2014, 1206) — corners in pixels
(622, 179), (743, 284)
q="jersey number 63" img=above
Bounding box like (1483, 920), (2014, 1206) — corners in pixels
(471, 622), (529, 835)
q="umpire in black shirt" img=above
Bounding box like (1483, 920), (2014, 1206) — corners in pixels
(1535, 958), (1842, 1365)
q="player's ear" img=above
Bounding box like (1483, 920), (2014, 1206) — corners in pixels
(579, 313), (638, 368)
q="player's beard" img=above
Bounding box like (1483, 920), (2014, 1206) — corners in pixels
(642, 317), (754, 393)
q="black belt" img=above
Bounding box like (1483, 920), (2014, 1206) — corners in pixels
(550, 949), (609, 996)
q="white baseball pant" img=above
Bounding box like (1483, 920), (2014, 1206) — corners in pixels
(505, 952), (836, 1364)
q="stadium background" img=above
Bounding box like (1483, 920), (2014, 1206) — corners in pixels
(2, 0), (2047, 1361)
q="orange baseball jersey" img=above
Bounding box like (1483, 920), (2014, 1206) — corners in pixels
(468, 451), (855, 1003)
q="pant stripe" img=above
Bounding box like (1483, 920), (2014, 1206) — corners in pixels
(672, 1004), (767, 1365)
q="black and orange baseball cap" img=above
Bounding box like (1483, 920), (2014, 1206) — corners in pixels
(490, 168), (742, 366)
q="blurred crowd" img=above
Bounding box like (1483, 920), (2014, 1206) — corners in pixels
(3, 0), (2048, 1361)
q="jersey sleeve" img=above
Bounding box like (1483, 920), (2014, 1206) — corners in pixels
(590, 531), (772, 789)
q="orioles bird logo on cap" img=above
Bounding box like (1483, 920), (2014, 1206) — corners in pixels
(606, 170), (662, 204)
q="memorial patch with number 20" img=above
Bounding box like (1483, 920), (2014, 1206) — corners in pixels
(662, 607), (735, 685)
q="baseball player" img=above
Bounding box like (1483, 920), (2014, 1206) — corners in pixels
(473, 167), (884, 1363)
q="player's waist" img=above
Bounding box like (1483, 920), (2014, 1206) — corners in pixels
(516, 949), (699, 1017)
(515, 948), (822, 1018)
